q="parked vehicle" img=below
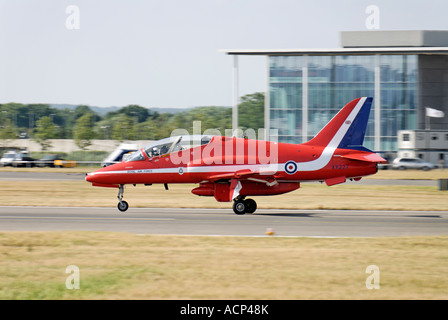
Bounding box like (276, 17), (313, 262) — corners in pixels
(36, 154), (77, 168)
(11, 153), (36, 167)
(0, 151), (19, 167)
(54, 158), (77, 168)
(36, 154), (58, 167)
(1, 150), (35, 167)
(392, 157), (438, 171)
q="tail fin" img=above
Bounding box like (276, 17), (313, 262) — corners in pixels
(305, 97), (372, 151)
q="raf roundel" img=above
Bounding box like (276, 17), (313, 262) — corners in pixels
(285, 161), (298, 175)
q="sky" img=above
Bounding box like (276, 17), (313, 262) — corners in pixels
(1, 0), (448, 109)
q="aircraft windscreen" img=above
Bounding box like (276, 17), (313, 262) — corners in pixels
(125, 150), (145, 162)
(143, 135), (213, 158)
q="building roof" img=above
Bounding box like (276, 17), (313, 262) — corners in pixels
(222, 30), (448, 56)
(341, 30), (448, 48)
(221, 47), (448, 56)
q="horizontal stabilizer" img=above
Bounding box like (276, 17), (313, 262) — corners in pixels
(341, 152), (387, 163)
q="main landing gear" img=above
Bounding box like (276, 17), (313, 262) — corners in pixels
(117, 184), (129, 212)
(232, 196), (257, 215)
(115, 184), (257, 215)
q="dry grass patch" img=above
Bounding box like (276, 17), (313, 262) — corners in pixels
(0, 232), (447, 299)
(369, 169), (448, 180)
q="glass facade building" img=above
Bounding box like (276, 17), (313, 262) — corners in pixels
(224, 31), (448, 156)
(269, 54), (418, 151)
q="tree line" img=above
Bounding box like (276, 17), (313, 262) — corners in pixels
(0, 92), (264, 150)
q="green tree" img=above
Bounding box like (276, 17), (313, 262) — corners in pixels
(74, 113), (95, 150)
(121, 105), (150, 123)
(26, 104), (59, 128)
(143, 113), (175, 140)
(94, 118), (114, 140)
(0, 118), (17, 147)
(169, 107), (231, 135)
(238, 92), (265, 132)
(111, 114), (136, 141)
(74, 105), (100, 121)
(106, 105), (150, 123)
(0, 103), (80, 139)
(34, 116), (58, 151)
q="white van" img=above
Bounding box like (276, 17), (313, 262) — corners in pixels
(0, 151), (19, 166)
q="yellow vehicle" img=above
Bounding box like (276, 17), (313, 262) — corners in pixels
(37, 154), (77, 168)
(54, 159), (77, 168)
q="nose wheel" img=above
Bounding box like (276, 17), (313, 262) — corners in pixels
(117, 184), (129, 212)
(232, 198), (257, 215)
(117, 200), (129, 212)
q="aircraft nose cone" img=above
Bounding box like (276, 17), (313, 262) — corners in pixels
(85, 172), (95, 183)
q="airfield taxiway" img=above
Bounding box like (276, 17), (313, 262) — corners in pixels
(0, 206), (447, 237)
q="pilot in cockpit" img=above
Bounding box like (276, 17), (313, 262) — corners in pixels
(160, 145), (169, 155)
(151, 147), (160, 157)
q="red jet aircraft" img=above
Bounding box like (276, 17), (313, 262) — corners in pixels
(86, 97), (386, 214)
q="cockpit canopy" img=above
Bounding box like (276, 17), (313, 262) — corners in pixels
(125, 135), (213, 162)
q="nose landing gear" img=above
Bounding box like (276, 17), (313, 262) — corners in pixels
(117, 184), (129, 212)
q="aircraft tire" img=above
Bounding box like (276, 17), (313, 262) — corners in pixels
(117, 200), (129, 212)
(245, 199), (257, 214)
(233, 200), (246, 215)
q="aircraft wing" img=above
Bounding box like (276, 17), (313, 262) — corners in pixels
(207, 169), (278, 184)
(197, 168), (282, 202)
(207, 169), (253, 180)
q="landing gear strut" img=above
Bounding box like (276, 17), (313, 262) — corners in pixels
(232, 197), (257, 215)
(117, 184), (129, 212)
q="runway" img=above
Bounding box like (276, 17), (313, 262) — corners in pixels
(0, 171), (439, 186)
(0, 206), (447, 237)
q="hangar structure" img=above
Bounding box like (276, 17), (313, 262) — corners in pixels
(223, 30), (448, 161)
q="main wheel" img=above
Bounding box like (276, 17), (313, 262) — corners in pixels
(117, 200), (129, 212)
(233, 200), (246, 215)
(244, 199), (257, 214)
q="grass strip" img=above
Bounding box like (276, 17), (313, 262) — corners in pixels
(0, 231), (446, 300)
